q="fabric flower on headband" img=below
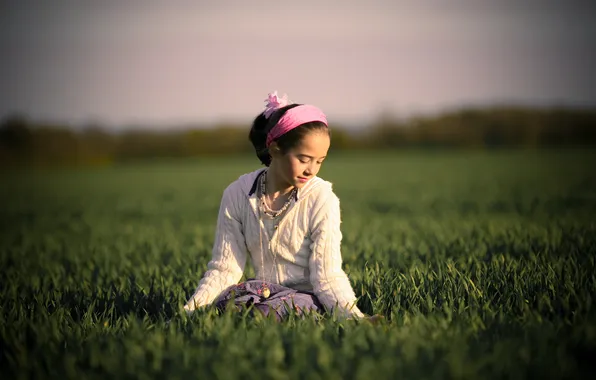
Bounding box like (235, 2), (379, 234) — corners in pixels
(263, 91), (290, 119)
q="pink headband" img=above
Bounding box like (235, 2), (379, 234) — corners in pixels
(263, 91), (328, 147)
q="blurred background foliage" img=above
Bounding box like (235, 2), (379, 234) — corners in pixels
(1, 106), (595, 168)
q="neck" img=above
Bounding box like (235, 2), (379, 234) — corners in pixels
(266, 167), (294, 198)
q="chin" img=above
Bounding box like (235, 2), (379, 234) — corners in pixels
(294, 179), (309, 187)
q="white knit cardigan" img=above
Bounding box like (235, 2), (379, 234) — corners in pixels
(184, 168), (365, 319)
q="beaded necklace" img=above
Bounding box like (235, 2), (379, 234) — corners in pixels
(258, 170), (297, 218)
(256, 170), (296, 284)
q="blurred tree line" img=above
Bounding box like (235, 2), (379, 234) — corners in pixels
(1, 106), (595, 167)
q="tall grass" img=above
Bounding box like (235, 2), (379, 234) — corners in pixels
(1, 150), (595, 379)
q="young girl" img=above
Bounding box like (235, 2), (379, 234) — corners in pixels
(183, 91), (367, 321)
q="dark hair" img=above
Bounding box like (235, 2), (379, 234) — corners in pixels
(248, 104), (330, 166)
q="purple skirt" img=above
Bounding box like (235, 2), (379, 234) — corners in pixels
(213, 279), (325, 321)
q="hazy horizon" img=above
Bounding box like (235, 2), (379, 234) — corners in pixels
(1, 0), (595, 129)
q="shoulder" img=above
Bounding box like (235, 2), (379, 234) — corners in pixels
(221, 168), (265, 199)
(310, 176), (338, 200)
(304, 177), (341, 218)
(217, 169), (264, 215)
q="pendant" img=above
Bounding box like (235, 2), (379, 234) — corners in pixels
(262, 286), (271, 299)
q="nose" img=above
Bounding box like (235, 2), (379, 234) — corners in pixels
(304, 164), (315, 176)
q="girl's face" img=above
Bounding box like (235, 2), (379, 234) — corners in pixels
(270, 131), (331, 190)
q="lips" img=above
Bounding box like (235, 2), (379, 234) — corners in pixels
(297, 177), (309, 183)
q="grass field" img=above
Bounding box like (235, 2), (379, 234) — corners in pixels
(1, 149), (595, 379)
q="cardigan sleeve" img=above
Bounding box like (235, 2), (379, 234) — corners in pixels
(184, 185), (248, 313)
(308, 188), (365, 319)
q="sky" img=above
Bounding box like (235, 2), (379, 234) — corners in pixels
(1, 0), (595, 129)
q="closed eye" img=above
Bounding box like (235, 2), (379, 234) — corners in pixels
(298, 155), (326, 164)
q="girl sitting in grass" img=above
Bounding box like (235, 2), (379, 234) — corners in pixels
(184, 91), (377, 322)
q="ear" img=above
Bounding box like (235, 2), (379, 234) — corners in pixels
(268, 142), (282, 157)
